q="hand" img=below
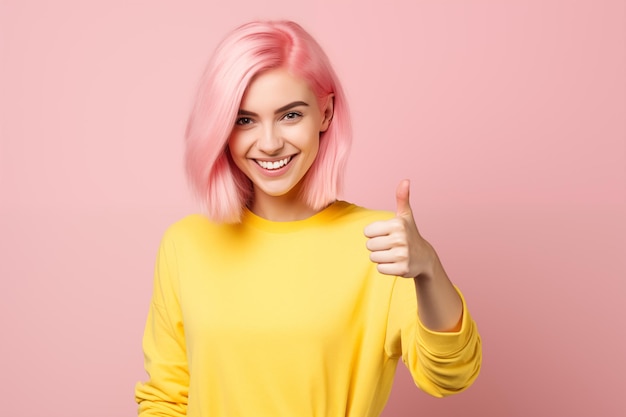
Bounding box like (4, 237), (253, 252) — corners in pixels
(364, 179), (435, 278)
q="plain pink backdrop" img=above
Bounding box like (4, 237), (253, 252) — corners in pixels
(1, 1), (624, 416)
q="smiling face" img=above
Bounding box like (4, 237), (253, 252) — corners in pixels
(228, 68), (333, 220)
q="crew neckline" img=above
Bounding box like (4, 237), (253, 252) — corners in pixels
(242, 200), (353, 233)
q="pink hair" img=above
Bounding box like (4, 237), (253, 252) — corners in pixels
(185, 20), (352, 223)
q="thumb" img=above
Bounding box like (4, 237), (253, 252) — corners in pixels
(395, 179), (412, 217)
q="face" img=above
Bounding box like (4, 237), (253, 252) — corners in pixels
(228, 68), (333, 209)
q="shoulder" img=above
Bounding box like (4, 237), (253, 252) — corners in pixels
(158, 213), (230, 250)
(163, 214), (212, 238)
(333, 201), (395, 225)
(155, 214), (246, 261)
(316, 201), (395, 237)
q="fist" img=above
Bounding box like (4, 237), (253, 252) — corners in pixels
(364, 179), (434, 278)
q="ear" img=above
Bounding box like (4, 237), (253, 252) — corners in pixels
(320, 94), (334, 132)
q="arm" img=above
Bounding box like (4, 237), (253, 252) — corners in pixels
(386, 279), (481, 397)
(412, 243), (463, 332)
(365, 180), (463, 331)
(135, 234), (189, 416)
(366, 179), (481, 395)
(364, 179), (465, 331)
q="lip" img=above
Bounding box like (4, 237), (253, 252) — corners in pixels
(251, 154), (297, 177)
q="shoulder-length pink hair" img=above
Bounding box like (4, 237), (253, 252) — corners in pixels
(185, 20), (352, 223)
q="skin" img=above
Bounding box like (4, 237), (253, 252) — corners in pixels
(228, 68), (333, 222)
(364, 180), (463, 332)
(229, 68), (463, 332)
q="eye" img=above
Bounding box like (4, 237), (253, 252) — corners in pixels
(282, 112), (302, 121)
(235, 117), (253, 126)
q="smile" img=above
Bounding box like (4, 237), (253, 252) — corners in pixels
(255, 156), (293, 170)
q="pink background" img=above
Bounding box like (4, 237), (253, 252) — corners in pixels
(1, 1), (624, 416)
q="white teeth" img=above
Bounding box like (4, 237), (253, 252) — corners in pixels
(256, 156), (291, 170)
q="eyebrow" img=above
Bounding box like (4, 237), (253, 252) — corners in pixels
(238, 101), (309, 116)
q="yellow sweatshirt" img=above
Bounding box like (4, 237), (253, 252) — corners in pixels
(135, 201), (481, 416)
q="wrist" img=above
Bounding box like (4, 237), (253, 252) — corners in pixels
(414, 241), (441, 281)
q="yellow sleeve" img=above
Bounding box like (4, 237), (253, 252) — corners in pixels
(135, 234), (189, 416)
(386, 278), (482, 398)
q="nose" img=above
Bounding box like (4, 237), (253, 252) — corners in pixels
(256, 123), (284, 155)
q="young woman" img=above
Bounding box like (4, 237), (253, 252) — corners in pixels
(135, 20), (481, 417)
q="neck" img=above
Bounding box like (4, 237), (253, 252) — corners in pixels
(250, 192), (320, 222)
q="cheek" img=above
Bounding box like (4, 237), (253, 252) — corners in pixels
(292, 120), (321, 149)
(311, 136), (320, 156)
(226, 136), (248, 172)
(227, 132), (246, 157)
(302, 134), (321, 168)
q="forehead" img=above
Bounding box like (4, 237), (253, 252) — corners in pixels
(239, 68), (317, 111)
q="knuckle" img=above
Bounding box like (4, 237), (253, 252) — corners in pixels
(391, 235), (406, 247)
(393, 247), (408, 260)
(390, 219), (404, 232)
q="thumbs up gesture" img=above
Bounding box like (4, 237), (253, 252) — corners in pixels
(364, 179), (436, 279)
